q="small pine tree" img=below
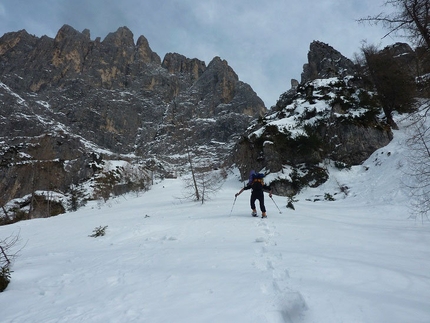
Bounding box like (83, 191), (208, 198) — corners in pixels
(89, 225), (108, 238)
(362, 45), (416, 129)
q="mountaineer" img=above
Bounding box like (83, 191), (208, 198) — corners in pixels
(235, 171), (272, 218)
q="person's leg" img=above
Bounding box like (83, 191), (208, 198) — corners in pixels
(258, 194), (267, 217)
(250, 194), (257, 215)
(258, 194), (266, 213)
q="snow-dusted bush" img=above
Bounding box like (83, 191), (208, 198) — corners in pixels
(0, 232), (20, 292)
(89, 226), (108, 238)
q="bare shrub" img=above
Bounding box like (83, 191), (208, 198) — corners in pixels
(0, 231), (21, 292)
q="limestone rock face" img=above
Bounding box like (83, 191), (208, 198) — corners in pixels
(0, 25), (266, 206)
(162, 53), (206, 82)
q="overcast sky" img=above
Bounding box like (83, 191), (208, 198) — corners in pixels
(0, 0), (404, 107)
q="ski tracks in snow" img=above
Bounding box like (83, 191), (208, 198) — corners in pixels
(252, 219), (308, 323)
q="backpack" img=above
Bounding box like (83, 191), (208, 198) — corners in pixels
(248, 170), (265, 185)
(248, 170), (256, 184)
(253, 172), (265, 179)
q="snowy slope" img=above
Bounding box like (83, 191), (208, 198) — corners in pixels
(1, 118), (430, 323)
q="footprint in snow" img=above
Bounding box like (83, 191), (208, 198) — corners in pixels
(255, 237), (266, 243)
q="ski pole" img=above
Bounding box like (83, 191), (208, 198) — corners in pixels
(229, 196), (237, 216)
(270, 195), (282, 214)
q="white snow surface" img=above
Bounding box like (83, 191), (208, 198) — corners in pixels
(1, 121), (430, 323)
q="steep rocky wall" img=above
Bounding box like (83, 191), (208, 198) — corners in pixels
(0, 25), (266, 209)
(0, 25), (265, 157)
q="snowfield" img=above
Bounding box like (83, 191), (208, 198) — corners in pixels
(1, 120), (430, 323)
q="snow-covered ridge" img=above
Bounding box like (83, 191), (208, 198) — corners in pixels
(253, 76), (378, 138)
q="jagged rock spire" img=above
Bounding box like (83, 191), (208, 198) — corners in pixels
(301, 41), (356, 83)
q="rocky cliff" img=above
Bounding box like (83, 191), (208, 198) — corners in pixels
(0, 25), (265, 221)
(232, 41), (394, 196)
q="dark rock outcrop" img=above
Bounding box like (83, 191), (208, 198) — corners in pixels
(301, 41), (357, 83)
(233, 41), (395, 196)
